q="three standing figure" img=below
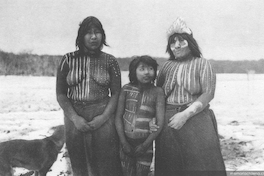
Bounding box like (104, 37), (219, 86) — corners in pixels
(56, 15), (226, 176)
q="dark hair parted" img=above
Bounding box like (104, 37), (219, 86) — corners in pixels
(129, 55), (158, 85)
(166, 33), (202, 60)
(75, 16), (108, 53)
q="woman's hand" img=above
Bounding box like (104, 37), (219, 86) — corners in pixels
(87, 114), (107, 131)
(168, 111), (189, 130)
(72, 115), (92, 132)
(135, 144), (148, 157)
(149, 118), (159, 133)
(121, 141), (133, 156)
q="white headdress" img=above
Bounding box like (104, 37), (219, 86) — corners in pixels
(167, 17), (192, 38)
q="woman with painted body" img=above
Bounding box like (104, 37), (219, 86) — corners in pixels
(154, 18), (226, 176)
(56, 16), (122, 176)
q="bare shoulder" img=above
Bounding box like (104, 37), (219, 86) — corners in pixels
(122, 83), (133, 90)
(101, 52), (117, 61)
(196, 57), (211, 64)
(152, 86), (165, 95)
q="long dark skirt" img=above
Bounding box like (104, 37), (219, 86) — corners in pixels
(64, 99), (123, 176)
(155, 105), (226, 176)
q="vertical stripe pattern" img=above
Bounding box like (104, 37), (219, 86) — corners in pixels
(157, 57), (216, 105)
(59, 51), (121, 101)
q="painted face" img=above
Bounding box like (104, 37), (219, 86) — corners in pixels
(136, 62), (155, 84)
(170, 36), (190, 59)
(83, 27), (103, 51)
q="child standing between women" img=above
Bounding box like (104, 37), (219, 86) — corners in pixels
(115, 55), (165, 176)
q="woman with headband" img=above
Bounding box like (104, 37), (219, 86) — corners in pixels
(154, 17), (226, 176)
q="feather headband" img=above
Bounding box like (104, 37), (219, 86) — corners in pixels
(167, 17), (192, 38)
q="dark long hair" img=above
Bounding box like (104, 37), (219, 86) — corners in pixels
(75, 16), (108, 53)
(129, 55), (158, 85)
(166, 33), (202, 60)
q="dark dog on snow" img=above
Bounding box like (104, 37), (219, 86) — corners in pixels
(0, 125), (65, 176)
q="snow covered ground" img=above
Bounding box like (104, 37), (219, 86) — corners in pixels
(0, 72), (264, 175)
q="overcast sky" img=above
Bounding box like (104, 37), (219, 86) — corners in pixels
(0, 0), (264, 60)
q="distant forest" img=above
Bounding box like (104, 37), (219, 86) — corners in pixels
(0, 50), (264, 76)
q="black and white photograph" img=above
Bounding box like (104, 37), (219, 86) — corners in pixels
(0, 0), (264, 176)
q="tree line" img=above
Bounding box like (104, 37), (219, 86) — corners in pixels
(0, 50), (263, 76)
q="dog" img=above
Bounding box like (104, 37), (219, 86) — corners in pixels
(0, 125), (65, 176)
